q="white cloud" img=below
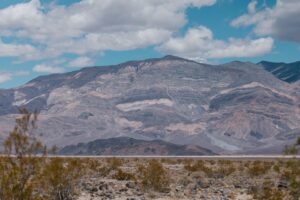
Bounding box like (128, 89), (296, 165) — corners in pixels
(0, 72), (12, 84)
(0, 39), (38, 58)
(231, 0), (300, 43)
(247, 0), (257, 14)
(157, 26), (274, 61)
(0, 0), (216, 60)
(33, 64), (64, 73)
(68, 56), (94, 68)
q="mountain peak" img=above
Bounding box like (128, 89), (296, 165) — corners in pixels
(162, 55), (197, 63)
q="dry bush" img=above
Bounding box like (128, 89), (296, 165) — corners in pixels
(0, 109), (46, 200)
(281, 159), (300, 199)
(184, 160), (235, 178)
(0, 109), (85, 200)
(284, 146), (298, 155)
(272, 164), (280, 173)
(137, 159), (170, 192)
(82, 158), (103, 175)
(249, 181), (285, 200)
(184, 160), (206, 172)
(214, 165), (236, 178)
(218, 160), (233, 165)
(93, 158), (124, 177)
(39, 158), (83, 200)
(113, 169), (136, 181)
(208, 160), (216, 165)
(247, 161), (269, 177)
(160, 158), (177, 165)
(107, 157), (123, 170)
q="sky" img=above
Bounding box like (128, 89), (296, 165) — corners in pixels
(0, 0), (299, 88)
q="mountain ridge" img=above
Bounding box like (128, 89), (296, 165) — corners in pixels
(0, 56), (300, 155)
(59, 136), (216, 156)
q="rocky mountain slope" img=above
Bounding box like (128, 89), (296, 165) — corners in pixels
(59, 137), (215, 155)
(259, 61), (300, 83)
(0, 55), (299, 154)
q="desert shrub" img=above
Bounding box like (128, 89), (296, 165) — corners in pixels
(0, 109), (46, 200)
(160, 158), (177, 165)
(39, 158), (83, 200)
(138, 160), (170, 192)
(184, 160), (235, 178)
(83, 158), (103, 175)
(0, 109), (85, 200)
(218, 160), (233, 165)
(113, 169), (136, 181)
(94, 158), (124, 177)
(284, 146), (298, 155)
(281, 159), (300, 199)
(249, 181), (285, 200)
(247, 161), (269, 177)
(184, 160), (205, 172)
(184, 161), (199, 172)
(107, 157), (123, 170)
(273, 164), (280, 173)
(214, 165), (236, 178)
(208, 160), (216, 165)
(244, 161), (251, 168)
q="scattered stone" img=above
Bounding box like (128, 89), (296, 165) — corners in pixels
(277, 179), (289, 188)
(126, 182), (135, 189)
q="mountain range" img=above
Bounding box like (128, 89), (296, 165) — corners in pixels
(0, 55), (299, 155)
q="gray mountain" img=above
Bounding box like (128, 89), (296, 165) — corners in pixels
(0, 56), (299, 154)
(259, 61), (300, 83)
(59, 137), (215, 155)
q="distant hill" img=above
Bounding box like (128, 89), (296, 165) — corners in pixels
(59, 137), (216, 156)
(0, 56), (300, 155)
(259, 61), (300, 83)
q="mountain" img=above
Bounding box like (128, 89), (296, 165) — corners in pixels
(59, 137), (215, 155)
(0, 55), (299, 154)
(259, 61), (300, 83)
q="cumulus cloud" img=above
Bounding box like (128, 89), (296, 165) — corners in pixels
(231, 0), (300, 44)
(0, 0), (216, 60)
(0, 72), (12, 84)
(0, 39), (38, 59)
(157, 26), (274, 61)
(33, 64), (64, 73)
(247, 0), (257, 14)
(68, 56), (94, 68)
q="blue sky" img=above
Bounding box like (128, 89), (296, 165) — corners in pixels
(0, 0), (299, 88)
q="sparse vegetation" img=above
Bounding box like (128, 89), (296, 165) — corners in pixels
(0, 109), (83, 200)
(0, 109), (46, 200)
(247, 161), (270, 177)
(138, 159), (170, 192)
(113, 169), (136, 181)
(39, 158), (83, 200)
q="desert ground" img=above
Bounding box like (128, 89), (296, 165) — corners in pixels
(71, 156), (300, 200)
